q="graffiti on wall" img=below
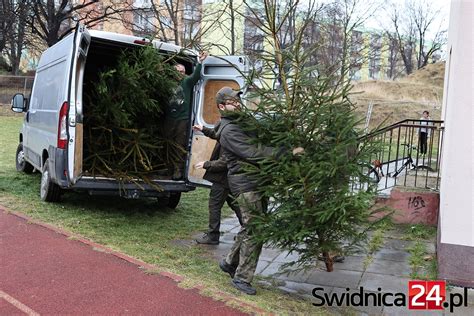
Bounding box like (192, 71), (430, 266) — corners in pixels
(408, 196), (426, 210)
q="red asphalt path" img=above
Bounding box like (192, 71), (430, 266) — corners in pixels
(0, 209), (248, 315)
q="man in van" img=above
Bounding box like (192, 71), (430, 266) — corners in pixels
(165, 51), (208, 179)
(214, 87), (304, 295)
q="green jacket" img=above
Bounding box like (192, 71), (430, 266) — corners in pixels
(166, 63), (202, 121)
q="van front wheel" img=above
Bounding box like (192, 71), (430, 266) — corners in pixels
(16, 143), (34, 174)
(40, 159), (61, 202)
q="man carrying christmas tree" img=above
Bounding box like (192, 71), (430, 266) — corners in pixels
(164, 51), (208, 179)
(214, 87), (304, 295)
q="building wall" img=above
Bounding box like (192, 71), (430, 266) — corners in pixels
(101, 0), (134, 35)
(437, 0), (474, 287)
(439, 0), (473, 248)
(201, 0), (245, 55)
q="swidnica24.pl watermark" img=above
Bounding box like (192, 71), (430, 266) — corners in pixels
(312, 280), (469, 313)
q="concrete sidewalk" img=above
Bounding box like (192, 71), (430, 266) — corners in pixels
(197, 214), (474, 315)
(0, 209), (248, 315)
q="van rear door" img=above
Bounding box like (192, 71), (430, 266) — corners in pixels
(67, 25), (90, 185)
(186, 56), (248, 186)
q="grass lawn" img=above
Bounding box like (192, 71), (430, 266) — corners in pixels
(0, 113), (319, 314)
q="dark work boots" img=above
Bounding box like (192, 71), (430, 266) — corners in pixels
(231, 279), (256, 295)
(195, 233), (219, 245)
(219, 259), (236, 278)
(219, 260), (256, 295)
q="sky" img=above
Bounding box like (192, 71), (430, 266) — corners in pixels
(368, 0), (450, 32)
(315, 0), (451, 33)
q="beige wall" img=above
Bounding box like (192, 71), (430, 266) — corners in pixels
(439, 0), (474, 247)
(201, 0), (245, 55)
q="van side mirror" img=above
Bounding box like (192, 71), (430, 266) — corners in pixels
(11, 93), (26, 113)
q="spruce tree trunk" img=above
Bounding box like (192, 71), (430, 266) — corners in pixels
(322, 251), (334, 272)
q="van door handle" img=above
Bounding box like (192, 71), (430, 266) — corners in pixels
(26, 111), (29, 122)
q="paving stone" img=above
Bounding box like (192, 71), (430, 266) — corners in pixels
(259, 261), (309, 283)
(359, 273), (410, 293)
(207, 243), (232, 260)
(219, 224), (237, 233)
(229, 226), (241, 234)
(259, 247), (281, 261)
(384, 228), (406, 239)
(349, 250), (369, 258)
(258, 261), (284, 277)
(306, 269), (363, 289)
(255, 259), (271, 275)
(422, 241), (436, 254)
(373, 248), (410, 262)
(366, 259), (411, 277)
(221, 215), (239, 225)
(219, 232), (237, 244)
(274, 250), (300, 263)
(333, 255), (367, 272)
(282, 280), (332, 296)
(276, 268), (309, 283)
(383, 238), (414, 251)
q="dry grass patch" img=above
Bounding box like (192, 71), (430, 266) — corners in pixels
(350, 62), (445, 129)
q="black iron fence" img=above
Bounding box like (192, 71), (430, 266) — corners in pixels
(360, 119), (444, 193)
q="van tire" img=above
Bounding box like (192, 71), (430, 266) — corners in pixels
(16, 143), (34, 174)
(40, 158), (61, 202)
(167, 192), (181, 209)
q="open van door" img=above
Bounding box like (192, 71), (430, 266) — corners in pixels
(187, 56), (248, 186)
(67, 24), (90, 185)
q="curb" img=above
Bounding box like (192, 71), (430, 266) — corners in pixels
(1, 206), (270, 315)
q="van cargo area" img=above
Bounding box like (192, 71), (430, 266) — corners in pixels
(78, 37), (193, 194)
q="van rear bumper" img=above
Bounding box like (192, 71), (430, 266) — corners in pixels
(71, 176), (195, 198)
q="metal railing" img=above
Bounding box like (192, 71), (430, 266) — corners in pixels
(361, 119), (444, 193)
(0, 75), (34, 104)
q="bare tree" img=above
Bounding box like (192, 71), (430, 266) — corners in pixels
(385, 36), (404, 79)
(317, 0), (383, 81)
(28, 0), (135, 47)
(0, 0), (13, 54)
(0, 0), (30, 74)
(408, 0), (446, 69)
(137, 0), (220, 48)
(8, 0), (28, 74)
(384, 0), (446, 75)
(150, 0), (182, 45)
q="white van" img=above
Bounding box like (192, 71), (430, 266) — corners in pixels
(11, 25), (247, 207)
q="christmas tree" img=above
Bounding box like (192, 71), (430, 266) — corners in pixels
(83, 46), (183, 189)
(236, 1), (381, 272)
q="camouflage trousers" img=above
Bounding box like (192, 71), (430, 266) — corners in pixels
(224, 191), (266, 284)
